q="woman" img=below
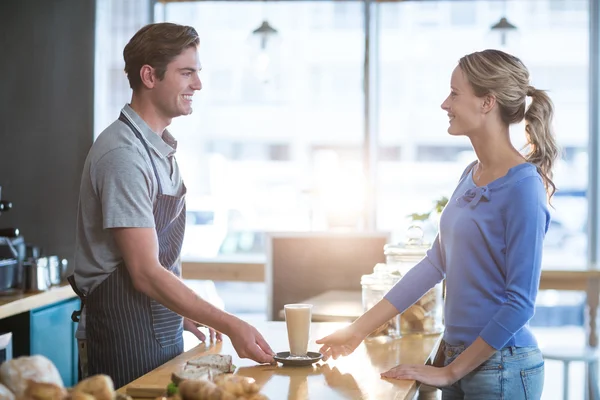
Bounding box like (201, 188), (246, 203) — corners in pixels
(316, 49), (558, 400)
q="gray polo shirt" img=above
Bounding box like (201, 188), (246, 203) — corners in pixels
(73, 104), (185, 296)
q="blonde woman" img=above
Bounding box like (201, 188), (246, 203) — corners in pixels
(317, 49), (557, 400)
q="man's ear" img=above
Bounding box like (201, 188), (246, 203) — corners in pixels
(139, 65), (157, 89)
(482, 94), (496, 114)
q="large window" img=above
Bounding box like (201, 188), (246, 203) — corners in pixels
(94, 0), (150, 136)
(376, 0), (589, 270)
(154, 2), (366, 259)
(95, 0), (590, 272)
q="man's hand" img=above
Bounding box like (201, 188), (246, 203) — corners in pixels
(183, 318), (222, 342)
(380, 364), (456, 387)
(227, 320), (275, 364)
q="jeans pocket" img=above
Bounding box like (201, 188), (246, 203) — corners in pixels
(521, 361), (545, 400)
(475, 352), (503, 371)
(478, 362), (503, 371)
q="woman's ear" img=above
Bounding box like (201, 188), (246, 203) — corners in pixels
(482, 94), (496, 114)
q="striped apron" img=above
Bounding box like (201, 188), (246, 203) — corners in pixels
(70, 112), (186, 388)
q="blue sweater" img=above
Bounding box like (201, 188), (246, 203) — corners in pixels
(385, 162), (550, 350)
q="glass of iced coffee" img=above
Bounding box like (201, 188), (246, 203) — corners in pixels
(284, 304), (313, 359)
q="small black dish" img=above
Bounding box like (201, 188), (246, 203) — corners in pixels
(274, 351), (323, 367)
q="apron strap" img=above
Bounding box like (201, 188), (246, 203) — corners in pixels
(67, 274), (86, 323)
(118, 112), (164, 196)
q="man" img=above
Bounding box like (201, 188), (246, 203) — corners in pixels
(70, 22), (275, 388)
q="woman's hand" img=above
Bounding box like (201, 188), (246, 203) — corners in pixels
(381, 364), (457, 387)
(316, 299), (400, 361)
(316, 326), (365, 361)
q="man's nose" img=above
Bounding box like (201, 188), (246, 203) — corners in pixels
(192, 74), (202, 91)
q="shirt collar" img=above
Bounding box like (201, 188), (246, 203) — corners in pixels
(122, 104), (177, 158)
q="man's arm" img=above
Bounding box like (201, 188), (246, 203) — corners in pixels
(111, 227), (274, 363)
(112, 227), (232, 331)
(93, 147), (273, 363)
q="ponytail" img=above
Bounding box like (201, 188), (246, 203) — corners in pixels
(524, 86), (559, 199)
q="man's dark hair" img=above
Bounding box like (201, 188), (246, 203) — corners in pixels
(123, 22), (200, 90)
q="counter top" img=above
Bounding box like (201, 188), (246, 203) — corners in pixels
(0, 284), (76, 319)
(119, 321), (441, 400)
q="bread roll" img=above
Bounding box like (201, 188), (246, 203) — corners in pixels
(403, 305), (426, 322)
(72, 375), (114, 400)
(178, 378), (236, 400)
(24, 380), (67, 400)
(69, 391), (95, 400)
(0, 355), (63, 397)
(0, 383), (15, 400)
(419, 289), (436, 305)
(214, 375), (259, 396)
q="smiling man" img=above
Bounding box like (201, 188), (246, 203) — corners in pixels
(69, 23), (275, 388)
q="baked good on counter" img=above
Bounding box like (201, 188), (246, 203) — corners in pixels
(71, 375), (114, 400)
(212, 375), (260, 398)
(165, 375), (267, 400)
(178, 378), (234, 400)
(21, 375), (128, 400)
(0, 382), (15, 400)
(69, 392), (96, 400)
(23, 381), (68, 400)
(0, 355), (64, 398)
(172, 367), (224, 385)
(185, 355), (236, 373)
(401, 287), (439, 333)
(0, 353), (265, 400)
(162, 377), (267, 400)
(163, 355), (267, 400)
(0, 354), (132, 400)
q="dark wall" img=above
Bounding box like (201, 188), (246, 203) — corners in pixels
(0, 0), (95, 265)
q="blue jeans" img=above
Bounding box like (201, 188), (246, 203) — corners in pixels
(440, 342), (545, 400)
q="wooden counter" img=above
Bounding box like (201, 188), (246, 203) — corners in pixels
(118, 321), (441, 400)
(0, 284), (76, 319)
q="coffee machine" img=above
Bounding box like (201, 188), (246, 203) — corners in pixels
(0, 186), (25, 294)
(0, 186), (68, 294)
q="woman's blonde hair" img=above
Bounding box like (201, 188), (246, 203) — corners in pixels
(458, 49), (558, 198)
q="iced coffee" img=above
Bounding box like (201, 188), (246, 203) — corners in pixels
(284, 304), (312, 358)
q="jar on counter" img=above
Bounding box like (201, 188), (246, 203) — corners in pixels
(361, 263), (401, 338)
(384, 226), (444, 336)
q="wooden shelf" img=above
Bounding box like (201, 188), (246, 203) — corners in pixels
(0, 284), (76, 319)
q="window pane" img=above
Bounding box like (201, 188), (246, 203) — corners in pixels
(376, 0), (588, 270)
(158, 2), (365, 259)
(94, 0), (150, 138)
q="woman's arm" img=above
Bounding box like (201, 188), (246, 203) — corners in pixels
(380, 336), (496, 386)
(445, 337), (496, 381)
(318, 235), (447, 360)
(384, 233), (446, 314)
